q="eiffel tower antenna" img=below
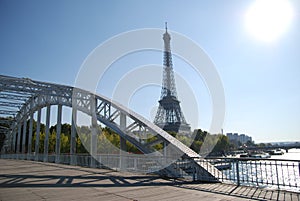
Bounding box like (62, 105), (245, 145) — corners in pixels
(154, 23), (191, 134)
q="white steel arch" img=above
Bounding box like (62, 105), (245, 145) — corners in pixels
(0, 75), (220, 181)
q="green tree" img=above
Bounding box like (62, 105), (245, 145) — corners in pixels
(192, 129), (208, 142)
(60, 133), (70, 153)
(258, 143), (266, 148)
(212, 135), (230, 154)
(76, 135), (88, 153)
(176, 135), (192, 147)
(190, 140), (203, 153)
(246, 140), (255, 147)
(39, 132), (45, 153)
(48, 130), (56, 153)
(168, 131), (177, 138)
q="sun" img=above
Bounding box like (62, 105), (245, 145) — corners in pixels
(245, 0), (294, 42)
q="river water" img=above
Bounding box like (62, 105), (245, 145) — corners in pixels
(222, 148), (300, 192)
(270, 148), (300, 160)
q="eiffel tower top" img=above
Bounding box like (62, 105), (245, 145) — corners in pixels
(163, 22), (171, 52)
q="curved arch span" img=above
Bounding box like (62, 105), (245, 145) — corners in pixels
(0, 75), (220, 181)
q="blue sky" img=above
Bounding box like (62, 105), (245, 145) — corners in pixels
(0, 0), (299, 142)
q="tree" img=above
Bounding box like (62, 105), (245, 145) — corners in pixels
(212, 135), (230, 154)
(246, 140), (255, 147)
(76, 135), (88, 153)
(168, 131), (177, 138)
(176, 135), (192, 147)
(39, 132), (45, 153)
(192, 129), (208, 142)
(190, 140), (203, 153)
(48, 130), (56, 153)
(60, 133), (70, 153)
(258, 143), (266, 148)
(189, 129), (209, 154)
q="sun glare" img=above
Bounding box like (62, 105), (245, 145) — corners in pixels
(245, 0), (294, 42)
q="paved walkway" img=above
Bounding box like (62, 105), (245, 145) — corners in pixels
(0, 159), (299, 201)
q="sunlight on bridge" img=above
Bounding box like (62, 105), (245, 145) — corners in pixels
(0, 74), (220, 182)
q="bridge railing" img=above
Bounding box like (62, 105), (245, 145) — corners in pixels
(1, 154), (299, 192)
(185, 157), (300, 192)
(0, 153), (176, 173)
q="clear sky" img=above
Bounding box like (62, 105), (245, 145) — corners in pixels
(0, 0), (299, 143)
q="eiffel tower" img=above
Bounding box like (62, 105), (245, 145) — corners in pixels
(154, 23), (191, 134)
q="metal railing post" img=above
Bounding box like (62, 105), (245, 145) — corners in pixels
(236, 160), (240, 186)
(275, 160), (280, 189)
(192, 160), (196, 181)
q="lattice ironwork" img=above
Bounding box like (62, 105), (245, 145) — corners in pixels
(154, 23), (191, 134)
(0, 74), (219, 181)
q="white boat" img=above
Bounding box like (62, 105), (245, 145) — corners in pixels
(267, 149), (284, 155)
(249, 152), (271, 158)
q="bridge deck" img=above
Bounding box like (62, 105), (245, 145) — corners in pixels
(0, 159), (299, 201)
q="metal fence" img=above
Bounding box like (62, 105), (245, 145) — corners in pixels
(192, 157), (300, 192)
(0, 153), (174, 173)
(1, 154), (299, 192)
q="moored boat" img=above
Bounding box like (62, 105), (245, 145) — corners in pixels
(267, 149), (284, 155)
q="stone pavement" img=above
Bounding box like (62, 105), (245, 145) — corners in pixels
(0, 159), (299, 201)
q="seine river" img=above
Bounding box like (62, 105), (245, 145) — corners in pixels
(265, 148), (300, 192)
(223, 148), (300, 192)
(270, 148), (300, 160)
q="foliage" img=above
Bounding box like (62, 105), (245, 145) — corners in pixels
(4, 118), (237, 157)
(212, 135), (230, 154)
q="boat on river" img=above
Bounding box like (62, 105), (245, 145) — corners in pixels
(248, 152), (271, 158)
(266, 149), (284, 155)
(209, 159), (231, 170)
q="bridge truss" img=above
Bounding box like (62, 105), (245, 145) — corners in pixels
(0, 74), (220, 181)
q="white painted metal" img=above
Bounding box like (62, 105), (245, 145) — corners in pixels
(0, 75), (220, 181)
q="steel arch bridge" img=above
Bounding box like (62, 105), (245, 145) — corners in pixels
(0, 74), (220, 181)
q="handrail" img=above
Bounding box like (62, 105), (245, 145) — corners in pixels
(1, 154), (299, 192)
(204, 156), (300, 163)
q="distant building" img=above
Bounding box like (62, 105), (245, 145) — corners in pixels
(226, 132), (253, 144)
